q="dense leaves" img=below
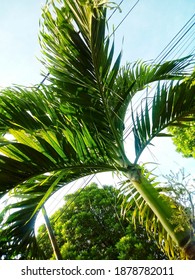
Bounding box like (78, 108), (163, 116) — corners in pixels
(163, 169), (195, 232)
(119, 167), (194, 259)
(37, 183), (166, 260)
(168, 119), (195, 158)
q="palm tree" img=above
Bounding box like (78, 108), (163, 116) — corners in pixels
(0, 0), (194, 259)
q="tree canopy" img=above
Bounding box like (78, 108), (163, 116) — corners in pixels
(168, 119), (195, 158)
(37, 183), (167, 260)
(163, 169), (195, 232)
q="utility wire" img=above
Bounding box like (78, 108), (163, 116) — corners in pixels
(107, 0), (125, 21)
(122, 25), (194, 181)
(124, 18), (195, 128)
(107, 0), (140, 39)
(36, 178), (83, 225)
(123, 15), (195, 141)
(37, 174), (96, 243)
(155, 13), (195, 63)
(37, 72), (50, 89)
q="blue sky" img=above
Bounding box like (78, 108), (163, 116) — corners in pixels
(0, 0), (194, 87)
(111, 0), (195, 63)
(0, 0), (194, 220)
(0, 0), (44, 87)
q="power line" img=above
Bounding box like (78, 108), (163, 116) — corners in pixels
(37, 72), (50, 89)
(155, 13), (195, 63)
(113, 12), (195, 142)
(37, 178), (84, 223)
(107, 0), (125, 22)
(107, 0), (140, 39)
(123, 14), (195, 142)
(36, 174), (96, 243)
(37, 173), (128, 252)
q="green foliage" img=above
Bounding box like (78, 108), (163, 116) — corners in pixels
(168, 120), (195, 158)
(116, 225), (164, 260)
(167, 72), (195, 158)
(119, 167), (194, 259)
(37, 183), (166, 260)
(163, 169), (195, 231)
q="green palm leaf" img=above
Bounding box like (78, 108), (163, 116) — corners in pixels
(132, 77), (195, 162)
(0, 137), (117, 259)
(0, 85), (120, 258)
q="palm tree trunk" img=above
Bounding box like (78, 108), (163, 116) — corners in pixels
(125, 167), (195, 259)
(42, 206), (62, 260)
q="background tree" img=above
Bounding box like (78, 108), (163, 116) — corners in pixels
(0, 0), (194, 259)
(163, 169), (195, 233)
(168, 119), (195, 158)
(37, 183), (167, 260)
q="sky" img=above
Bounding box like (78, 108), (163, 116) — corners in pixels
(0, 0), (194, 226)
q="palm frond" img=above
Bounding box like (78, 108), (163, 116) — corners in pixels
(109, 57), (194, 136)
(0, 148), (116, 259)
(39, 0), (131, 160)
(119, 167), (189, 259)
(132, 77), (195, 162)
(0, 85), (121, 258)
